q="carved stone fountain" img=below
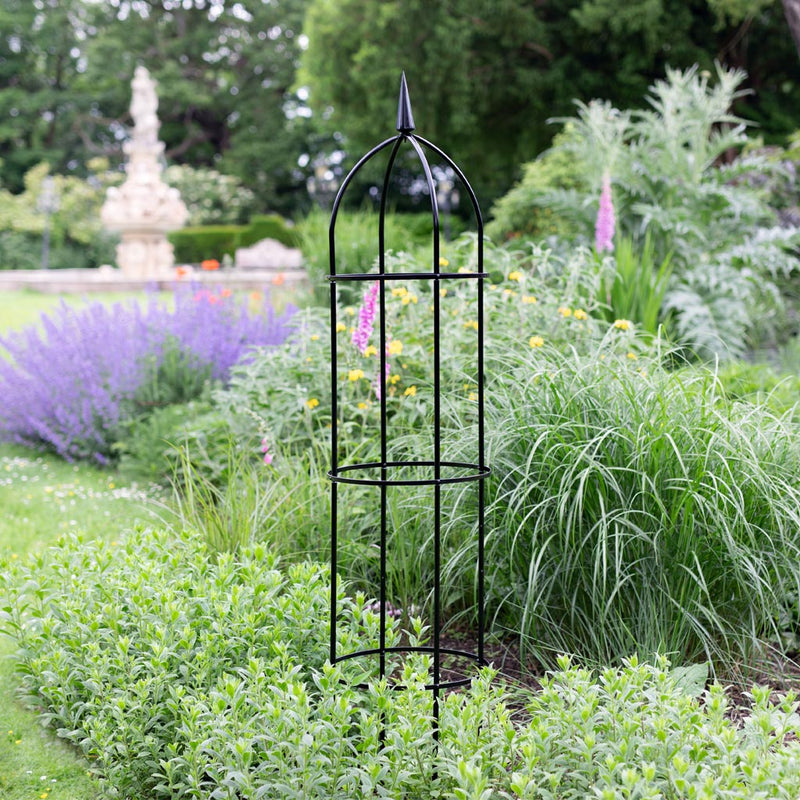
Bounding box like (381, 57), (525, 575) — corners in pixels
(101, 66), (187, 278)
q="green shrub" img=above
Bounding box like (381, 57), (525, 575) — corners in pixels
(237, 213), (301, 249)
(163, 164), (257, 226)
(168, 225), (245, 264)
(0, 231), (45, 270)
(486, 126), (590, 243)
(0, 161), (121, 270)
(714, 360), (800, 418)
(454, 343), (800, 674)
(4, 532), (800, 799)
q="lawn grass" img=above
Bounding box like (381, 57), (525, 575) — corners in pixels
(0, 445), (162, 800)
(0, 289), (161, 335)
(0, 289), (168, 799)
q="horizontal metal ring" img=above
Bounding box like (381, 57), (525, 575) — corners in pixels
(329, 460), (490, 487)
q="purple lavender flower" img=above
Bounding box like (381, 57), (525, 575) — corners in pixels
(595, 172), (616, 253)
(0, 287), (296, 463)
(351, 281), (379, 354)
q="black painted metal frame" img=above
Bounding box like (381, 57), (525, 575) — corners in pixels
(328, 74), (488, 725)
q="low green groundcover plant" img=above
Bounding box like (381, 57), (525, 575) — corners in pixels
(3, 529), (800, 799)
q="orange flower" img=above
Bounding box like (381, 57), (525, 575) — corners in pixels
(220, 288), (233, 298)
(201, 259), (220, 271)
(175, 266), (189, 279)
(272, 272), (286, 286)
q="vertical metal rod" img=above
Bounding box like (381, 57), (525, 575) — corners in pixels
(477, 260), (485, 665)
(377, 139), (403, 681)
(329, 246), (339, 665)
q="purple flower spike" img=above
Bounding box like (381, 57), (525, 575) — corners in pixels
(351, 281), (379, 354)
(595, 172), (616, 253)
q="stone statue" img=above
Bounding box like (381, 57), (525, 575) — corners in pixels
(101, 66), (187, 278)
(130, 65), (159, 146)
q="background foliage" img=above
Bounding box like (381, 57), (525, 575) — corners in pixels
(2, 0), (800, 218)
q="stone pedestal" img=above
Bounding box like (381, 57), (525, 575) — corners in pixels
(101, 66), (187, 278)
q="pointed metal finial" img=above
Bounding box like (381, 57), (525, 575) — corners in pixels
(396, 72), (415, 134)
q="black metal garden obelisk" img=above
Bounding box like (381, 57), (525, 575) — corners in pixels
(328, 73), (489, 731)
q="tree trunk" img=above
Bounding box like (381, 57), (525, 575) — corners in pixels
(783, 0), (800, 58)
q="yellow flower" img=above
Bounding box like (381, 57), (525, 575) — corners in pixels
(439, 257), (450, 267)
(392, 287), (408, 298)
(357, 402), (368, 410)
(468, 392), (478, 402)
(458, 266), (471, 274)
(310, 334), (320, 341)
(401, 293), (418, 305)
(388, 340), (403, 355)
(627, 352), (638, 360)
(335, 322), (346, 333)
(440, 288), (448, 297)
(614, 319), (631, 331)
(463, 320), (479, 330)
(574, 309), (587, 320)
(557, 306), (572, 318)
(503, 289), (516, 296)
(529, 335), (544, 348)
(508, 270), (523, 282)
(522, 295), (537, 304)
(389, 374), (401, 385)
(348, 369), (365, 382)
(305, 398), (320, 410)
(404, 385), (417, 397)
(345, 307), (355, 316)
(364, 345), (378, 357)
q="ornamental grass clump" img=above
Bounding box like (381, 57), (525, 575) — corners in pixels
(0, 289), (295, 463)
(464, 342), (800, 675)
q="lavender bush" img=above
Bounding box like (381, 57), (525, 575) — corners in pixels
(0, 287), (296, 463)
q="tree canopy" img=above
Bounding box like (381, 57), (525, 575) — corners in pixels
(1, 0), (799, 217)
(301, 0), (800, 205)
(0, 0), (317, 213)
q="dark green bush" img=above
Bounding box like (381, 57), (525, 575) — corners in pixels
(168, 225), (245, 263)
(0, 231), (41, 270)
(237, 214), (300, 249)
(0, 230), (117, 270)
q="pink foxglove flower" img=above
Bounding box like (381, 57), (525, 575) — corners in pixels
(595, 172), (615, 253)
(351, 281), (379, 354)
(261, 437), (273, 465)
